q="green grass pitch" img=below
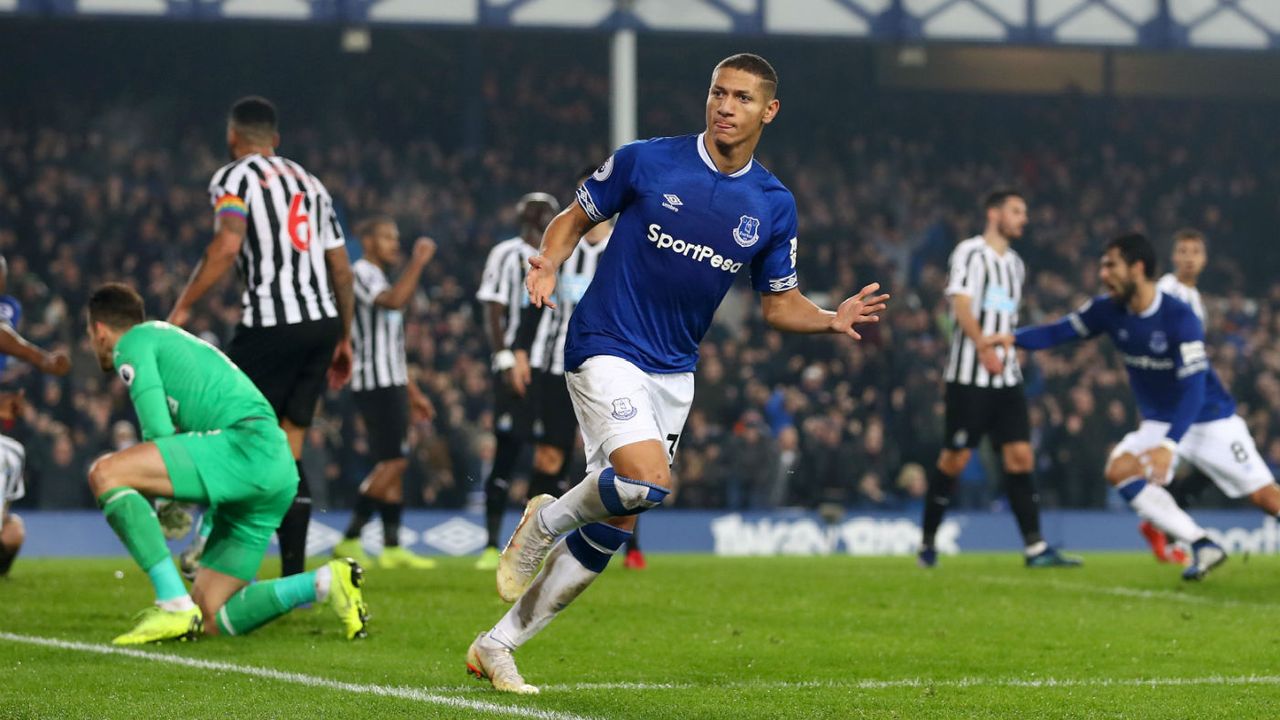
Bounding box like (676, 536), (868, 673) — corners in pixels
(2, 553), (1279, 719)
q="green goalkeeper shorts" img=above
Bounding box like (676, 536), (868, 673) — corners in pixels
(156, 417), (297, 582)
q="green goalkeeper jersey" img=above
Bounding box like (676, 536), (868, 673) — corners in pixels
(113, 321), (277, 441)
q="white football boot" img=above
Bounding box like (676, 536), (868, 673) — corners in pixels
(466, 633), (539, 694)
(496, 494), (557, 602)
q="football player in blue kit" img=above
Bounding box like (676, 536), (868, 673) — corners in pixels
(465, 53), (890, 693)
(0, 256), (73, 576)
(990, 233), (1280, 581)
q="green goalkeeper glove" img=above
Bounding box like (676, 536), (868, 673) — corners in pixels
(155, 500), (195, 541)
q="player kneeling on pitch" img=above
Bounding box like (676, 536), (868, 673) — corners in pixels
(85, 283), (368, 645)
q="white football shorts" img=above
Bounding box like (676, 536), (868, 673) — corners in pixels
(565, 355), (694, 472)
(1110, 416), (1273, 498)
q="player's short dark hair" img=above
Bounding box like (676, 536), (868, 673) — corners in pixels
(229, 96), (278, 136)
(714, 53), (778, 98)
(1106, 232), (1158, 280)
(1173, 227), (1207, 248)
(984, 189), (1023, 211)
(88, 283), (146, 329)
(355, 215), (396, 241)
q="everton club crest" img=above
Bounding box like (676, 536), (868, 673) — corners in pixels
(733, 215), (761, 248)
(611, 397), (638, 421)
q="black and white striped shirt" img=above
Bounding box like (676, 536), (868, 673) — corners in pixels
(351, 259), (408, 392)
(944, 236), (1024, 388)
(208, 154), (346, 328)
(528, 235), (609, 375)
(0, 434), (24, 518)
(475, 236), (538, 349)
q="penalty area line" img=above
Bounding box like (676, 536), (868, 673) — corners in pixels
(0, 631), (593, 720)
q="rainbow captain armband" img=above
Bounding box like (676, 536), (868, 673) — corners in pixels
(213, 194), (248, 219)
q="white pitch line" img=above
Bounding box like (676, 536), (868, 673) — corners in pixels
(13, 630), (1279, 706)
(976, 575), (1280, 610)
(0, 632), (592, 720)
(415, 674), (1280, 694)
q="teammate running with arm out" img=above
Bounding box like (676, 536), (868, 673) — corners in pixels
(465, 53), (888, 694)
(86, 284), (367, 644)
(990, 233), (1280, 581)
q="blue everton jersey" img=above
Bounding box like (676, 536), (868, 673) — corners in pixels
(1070, 291), (1235, 424)
(0, 295), (21, 373)
(567, 133), (799, 373)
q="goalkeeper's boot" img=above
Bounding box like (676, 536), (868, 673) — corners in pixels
(474, 546), (500, 571)
(496, 494), (557, 602)
(466, 633), (539, 695)
(332, 537), (370, 565)
(326, 557), (369, 639)
(112, 605), (202, 645)
(377, 546), (437, 570)
(1182, 538), (1227, 581)
(1025, 545), (1084, 568)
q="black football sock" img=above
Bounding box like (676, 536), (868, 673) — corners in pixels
(922, 465), (957, 548)
(276, 462), (312, 577)
(0, 543), (17, 576)
(626, 519), (641, 552)
(484, 433), (522, 548)
(380, 502), (404, 548)
(345, 493), (378, 540)
(1004, 471), (1044, 548)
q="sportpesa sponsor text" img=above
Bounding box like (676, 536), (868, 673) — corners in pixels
(646, 223), (744, 274)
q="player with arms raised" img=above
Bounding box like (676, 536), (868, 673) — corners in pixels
(992, 233), (1280, 581)
(465, 53), (889, 693)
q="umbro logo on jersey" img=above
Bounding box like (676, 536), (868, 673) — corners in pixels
(662, 194), (683, 212)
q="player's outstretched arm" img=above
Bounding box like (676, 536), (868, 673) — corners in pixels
(1009, 318), (1083, 350)
(527, 203), (597, 309)
(0, 325), (69, 375)
(169, 214), (246, 327)
(760, 283), (889, 339)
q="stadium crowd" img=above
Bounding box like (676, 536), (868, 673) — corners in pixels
(3, 35), (1280, 515)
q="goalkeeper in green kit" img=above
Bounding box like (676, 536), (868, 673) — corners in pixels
(86, 283), (368, 645)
